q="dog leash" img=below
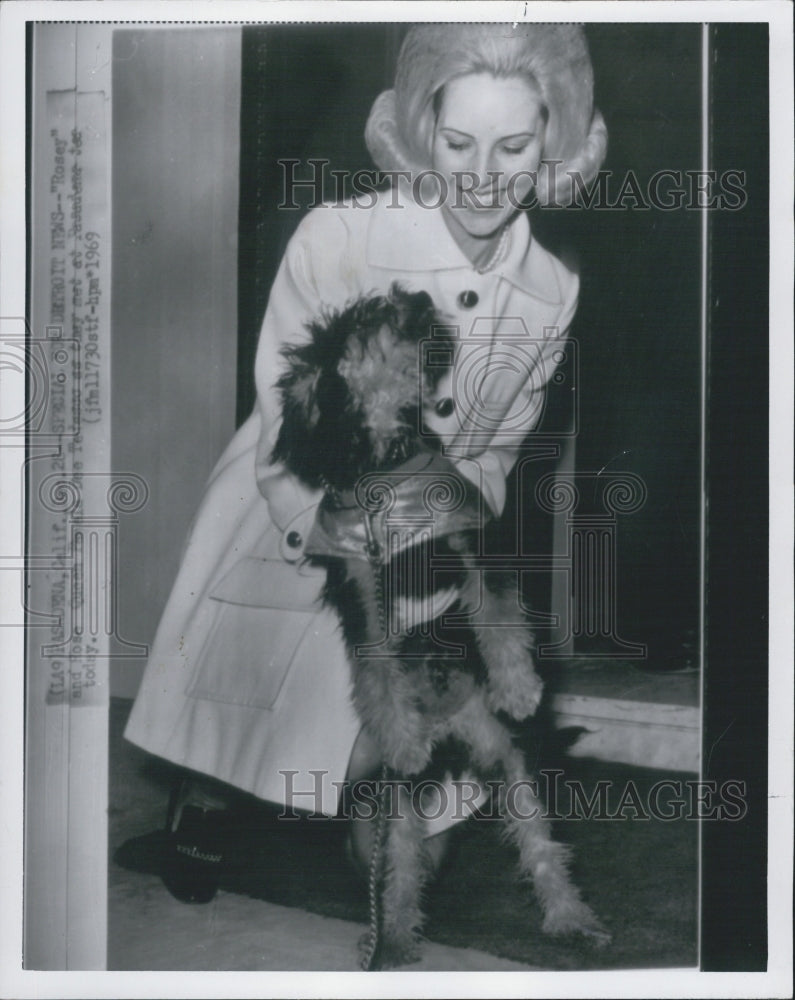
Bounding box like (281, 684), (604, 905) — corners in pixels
(360, 759), (389, 971)
(357, 519), (391, 972)
(358, 510), (388, 971)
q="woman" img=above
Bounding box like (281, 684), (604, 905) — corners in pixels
(123, 22), (607, 901)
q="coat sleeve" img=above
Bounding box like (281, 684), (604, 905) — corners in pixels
(451, 262), (579, 517)
(251, 207), (361, 529)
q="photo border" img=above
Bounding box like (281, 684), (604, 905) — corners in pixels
(1, 2), (792, 997)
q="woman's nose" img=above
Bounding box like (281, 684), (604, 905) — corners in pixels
(471, 151), (500, 193)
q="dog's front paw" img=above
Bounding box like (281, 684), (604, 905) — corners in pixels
(487, 669), (544, 720)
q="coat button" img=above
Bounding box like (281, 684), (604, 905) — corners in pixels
(435, 397), (455, 418)
(457, 290), (479, 309)
(286, 530), (303, 549)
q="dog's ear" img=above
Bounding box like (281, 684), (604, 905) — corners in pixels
(277, 360), (322, 431)
(272, 354), (326, 486)
(315, 369), (348, 418)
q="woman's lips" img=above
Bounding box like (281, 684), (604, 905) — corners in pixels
(455, 190), (506, 210)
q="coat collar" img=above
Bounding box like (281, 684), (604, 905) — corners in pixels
(365, 185), (564, 306)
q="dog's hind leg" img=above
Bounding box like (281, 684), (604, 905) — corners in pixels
(501, 768), (610, 944)
(450, 694), (610, 944)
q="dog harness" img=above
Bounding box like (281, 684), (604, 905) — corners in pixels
(306, 449), (486, 565)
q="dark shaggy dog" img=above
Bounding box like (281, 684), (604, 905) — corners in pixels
(273, 284), (608, 967)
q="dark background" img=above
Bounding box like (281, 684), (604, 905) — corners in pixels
(700, 22), (768, 973)
(235, 23), (768, 970)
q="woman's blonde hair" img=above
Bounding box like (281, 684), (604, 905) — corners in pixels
(365, 23), (608, 207)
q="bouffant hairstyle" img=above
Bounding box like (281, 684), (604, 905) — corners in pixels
(365, 23), (607, 207)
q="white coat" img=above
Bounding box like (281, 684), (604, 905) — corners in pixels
(124, 187), (578, 815)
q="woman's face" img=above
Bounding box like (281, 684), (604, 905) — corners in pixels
(431, 72), (546, 239)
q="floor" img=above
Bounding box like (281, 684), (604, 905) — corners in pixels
(108, 660), (699, 972)
(109, 871), (537, 972)
(107, 699), (536, 972)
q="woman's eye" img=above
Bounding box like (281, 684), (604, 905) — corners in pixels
(446, 139), (471, 152)
(502, 144), (529, 156)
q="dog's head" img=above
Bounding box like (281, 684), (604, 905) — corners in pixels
(272, 284), (453, 491)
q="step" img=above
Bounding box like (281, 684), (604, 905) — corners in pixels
(549, 659), (700, 773)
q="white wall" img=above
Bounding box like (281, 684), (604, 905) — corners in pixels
(110, 27), (242, 697)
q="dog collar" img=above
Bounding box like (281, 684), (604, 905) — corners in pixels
(305, 451), (486, 564)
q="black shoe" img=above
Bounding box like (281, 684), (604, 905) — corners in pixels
(114, 781), (227, 904)
(160, 802), (224, 903)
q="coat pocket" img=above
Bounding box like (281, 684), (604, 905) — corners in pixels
(208, 556), (325, 610)
(185, 601), (317, 711)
